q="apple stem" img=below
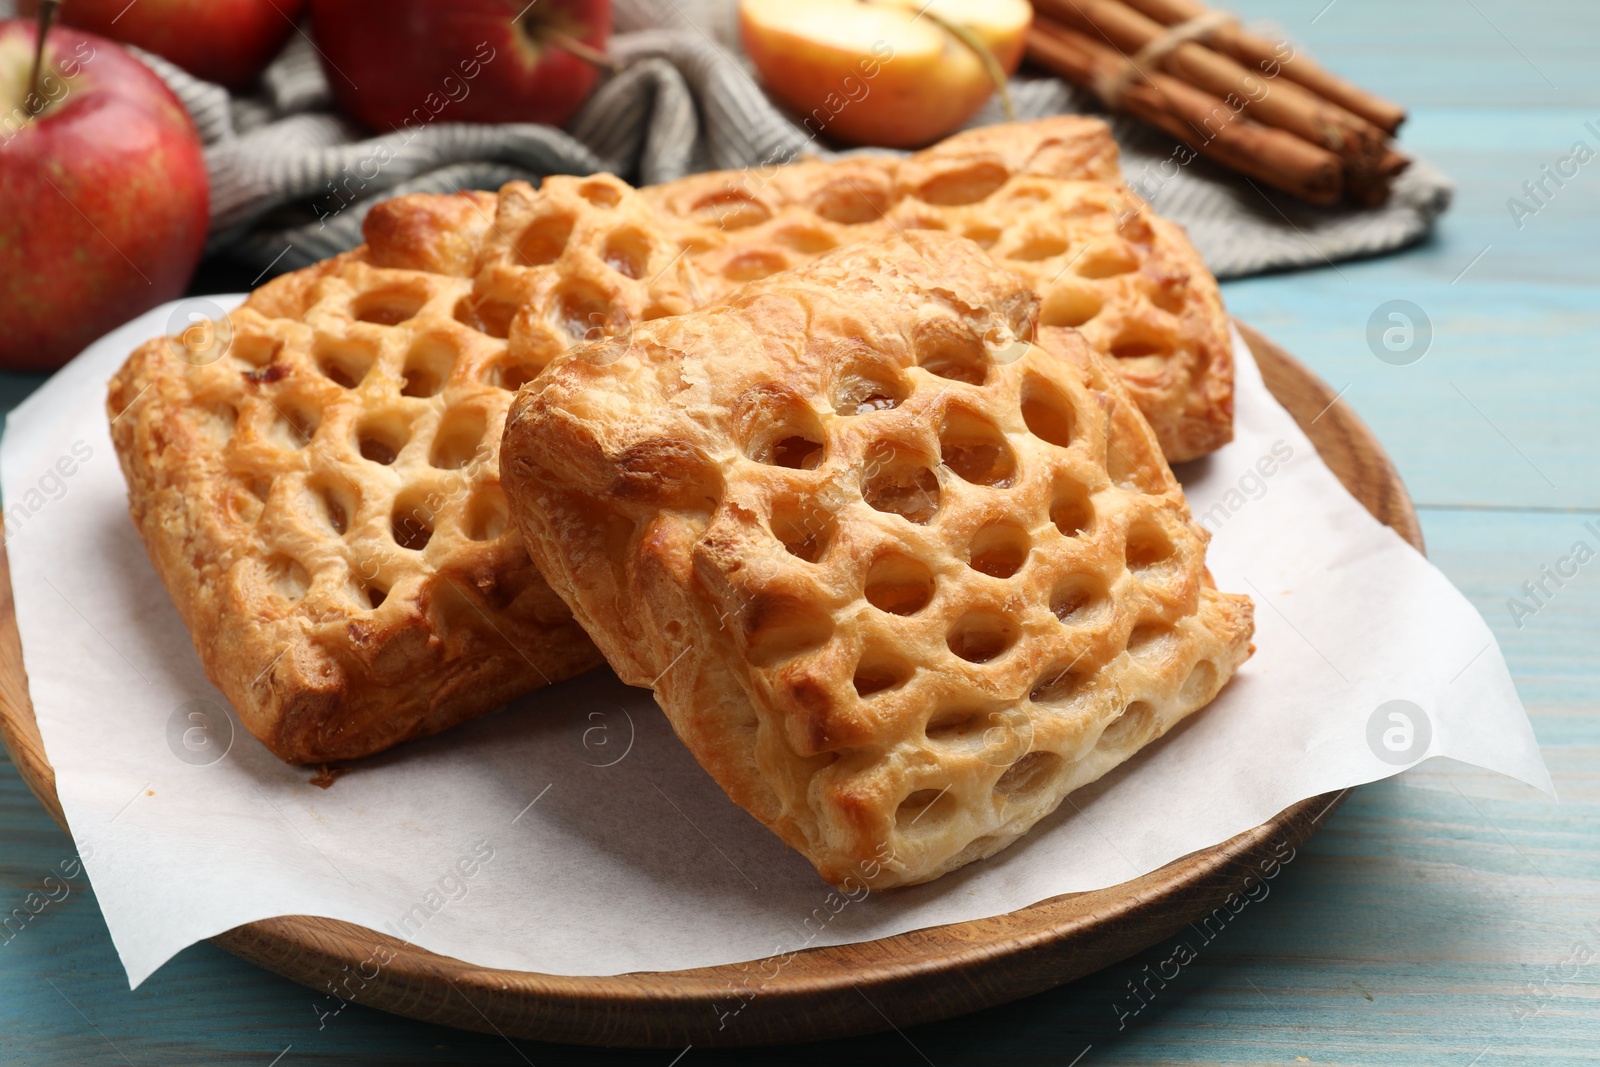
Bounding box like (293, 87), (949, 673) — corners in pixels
(549, 32), (620, 74)
(26, 0), (63, 117)
(921, 10), (1016, 122)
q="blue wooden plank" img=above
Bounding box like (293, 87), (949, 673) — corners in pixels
(1222, 273), (1600, 511)
(1421, 509), (1600, 702)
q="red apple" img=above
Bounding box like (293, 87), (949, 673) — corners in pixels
(19, 0), (306, 90)
(0, 20), (209, 371)
(309, 0), (611, 132)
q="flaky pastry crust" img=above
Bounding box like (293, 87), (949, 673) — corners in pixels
(641, 117), (1234, 462)
(106, 189), (621, 764)
(106, 118), (1235, 767)
(502, 233), (1253, 888)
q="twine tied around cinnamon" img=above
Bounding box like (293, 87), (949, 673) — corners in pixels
(1092, 9), (1238, 108)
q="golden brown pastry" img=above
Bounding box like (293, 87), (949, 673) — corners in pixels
(501, 232), (1254, 888)
(641, 116), (1234, 462)
(103, 185), (668, 764)
(105, 116), (1232, 767)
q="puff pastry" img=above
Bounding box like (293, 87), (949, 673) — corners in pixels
(106, 117), (1234, 767)
(501, 232), (1254, 888)
(642, 116), (1234, 462)
(103, 185), (667, 763)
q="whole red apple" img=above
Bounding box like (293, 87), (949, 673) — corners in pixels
(310, 0), (611, 132)
(0, 21), (209, 371)
(19, 0), (306, 90)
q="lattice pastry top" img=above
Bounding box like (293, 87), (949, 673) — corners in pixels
(102, 185), (665, 763)
(641, 116), (1234, 463)
(501, 232), (1254, 888)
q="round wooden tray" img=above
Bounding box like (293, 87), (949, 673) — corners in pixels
(0, 322), (1421, 1048)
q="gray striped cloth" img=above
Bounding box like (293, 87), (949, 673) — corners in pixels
(5, 0), (1450, 280)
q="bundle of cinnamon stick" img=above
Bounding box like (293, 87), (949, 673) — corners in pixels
(1027, 0), (1408, 206)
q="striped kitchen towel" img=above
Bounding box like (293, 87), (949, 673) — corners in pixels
(4, 0), (1451, 280)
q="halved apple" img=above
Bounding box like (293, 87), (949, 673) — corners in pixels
(739, 0), (1032, 149)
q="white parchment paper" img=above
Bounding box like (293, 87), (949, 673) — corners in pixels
(1, 299), (1553, 988)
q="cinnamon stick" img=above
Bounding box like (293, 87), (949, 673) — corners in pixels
(1348, 148), (1411, 207)
(1117, 0), (1407, 134)
(1033, 0), (1385, 160)
(1027, 20), (1343, 205)
(1033, 0), (1397, 203)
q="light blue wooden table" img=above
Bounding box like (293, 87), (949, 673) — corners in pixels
(3, 2), (1596, 1063)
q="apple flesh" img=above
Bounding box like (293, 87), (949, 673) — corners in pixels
(19, 0), (306, 90)
(309, 0), (612, 132)
(0, 21), (209, 371)
(740, 0), (1032, 148)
